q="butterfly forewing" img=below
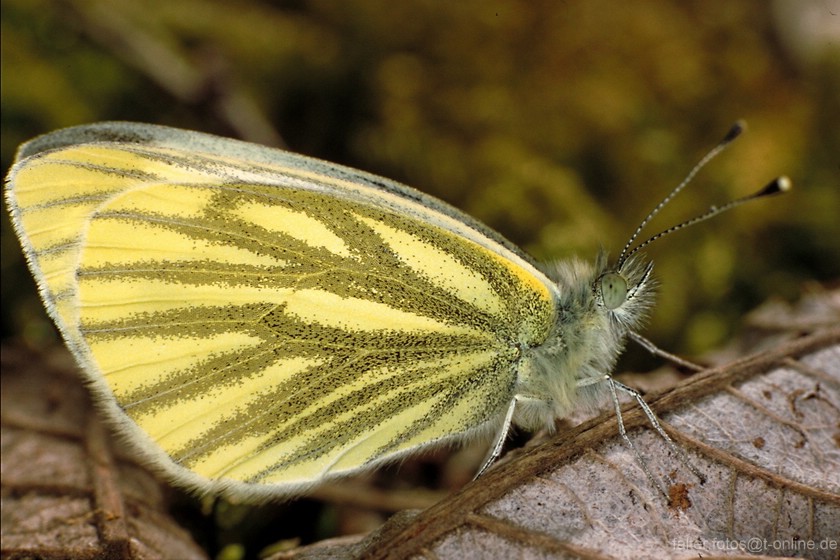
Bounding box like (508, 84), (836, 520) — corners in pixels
(7, 126), (559, 494)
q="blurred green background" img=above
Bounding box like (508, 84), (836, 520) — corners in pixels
(2, 0), (838, 555)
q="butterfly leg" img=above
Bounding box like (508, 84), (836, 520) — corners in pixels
(474, 396), (518, 479)
(609, 378), (707, 490)
(627, 331), (703, 372)
(575, 374), (672, 495)
(606, 377), (670, 498)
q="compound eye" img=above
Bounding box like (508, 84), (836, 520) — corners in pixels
(600, 273), (628, 310)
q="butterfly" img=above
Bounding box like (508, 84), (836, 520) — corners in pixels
(4, 121), (789, 501)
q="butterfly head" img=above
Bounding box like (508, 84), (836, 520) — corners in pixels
(592, 252), (655, 335)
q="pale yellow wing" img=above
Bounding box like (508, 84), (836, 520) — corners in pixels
(6, 123), (558, 499)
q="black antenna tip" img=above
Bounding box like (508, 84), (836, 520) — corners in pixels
(721, 120), (747, 145)
(757, 175), (792, 197)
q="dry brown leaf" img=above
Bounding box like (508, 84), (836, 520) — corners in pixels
(0, 345), (208, 560)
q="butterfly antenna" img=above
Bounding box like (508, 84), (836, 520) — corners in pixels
(624, 176), (791, 263)
(616, 121), (747, 270)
